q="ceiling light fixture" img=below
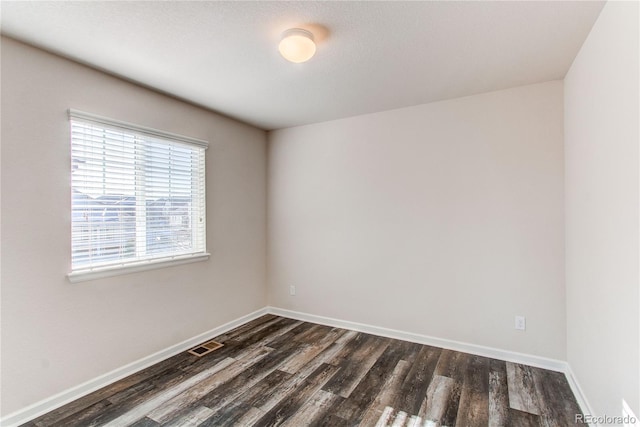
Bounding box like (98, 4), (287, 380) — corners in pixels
(278, 28), (316, 63)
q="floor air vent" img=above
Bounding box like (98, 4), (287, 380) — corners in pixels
(188, 340), (223, 357)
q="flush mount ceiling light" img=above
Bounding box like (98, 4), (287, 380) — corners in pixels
(278, 28), (316, 63)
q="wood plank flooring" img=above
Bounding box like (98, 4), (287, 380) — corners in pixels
(22, 315), (584, 426)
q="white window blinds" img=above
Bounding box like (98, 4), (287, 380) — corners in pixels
(69, 109), (208, 278)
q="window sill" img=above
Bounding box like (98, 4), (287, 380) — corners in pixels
(67, 253), (210, 283)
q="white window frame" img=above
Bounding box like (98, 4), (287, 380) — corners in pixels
(68, 109), (209, 283)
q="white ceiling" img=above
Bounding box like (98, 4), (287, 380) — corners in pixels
(1, 1), (605, 130)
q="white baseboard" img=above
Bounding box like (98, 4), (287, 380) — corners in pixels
(0, 307), (269, 427)
(267, 306), (596, 421)
(564, 364), (598, 426)
(267, 306), (568, 372)
(2, 305), (595, 426)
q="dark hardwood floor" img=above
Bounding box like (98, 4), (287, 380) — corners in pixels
(22, 315), (583, 426)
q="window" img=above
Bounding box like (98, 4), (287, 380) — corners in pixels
(68, 109), (208, 282)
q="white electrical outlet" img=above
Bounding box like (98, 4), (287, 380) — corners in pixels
(515, 316), (526, 330)
(289, 285), (296, 296)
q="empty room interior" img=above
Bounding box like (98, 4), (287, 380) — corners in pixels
(0, 1), (638, 426)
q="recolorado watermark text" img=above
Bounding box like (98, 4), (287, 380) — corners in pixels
(576, 414), (638, 425)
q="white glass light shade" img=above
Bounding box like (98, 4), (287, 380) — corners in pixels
(278, 28), (316, 63)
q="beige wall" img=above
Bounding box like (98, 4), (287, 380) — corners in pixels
(268, 81), (566, 360)
(0, 37), (268, 415)
(565, 0), (639, 419)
